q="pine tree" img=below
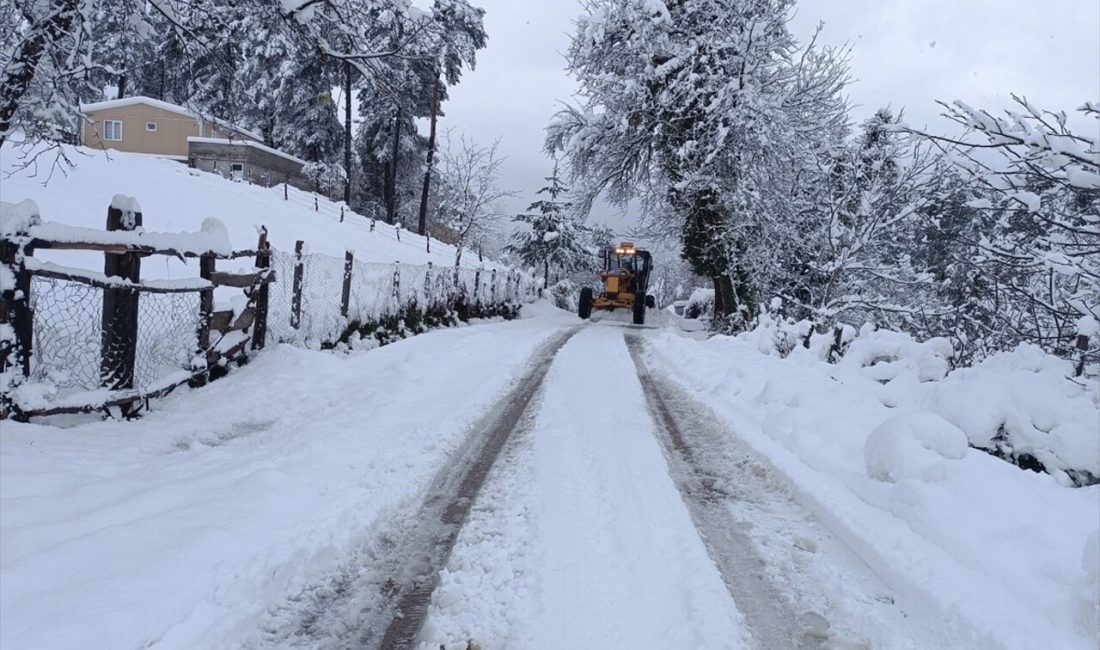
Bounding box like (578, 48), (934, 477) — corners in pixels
(506, 168), (593, 288)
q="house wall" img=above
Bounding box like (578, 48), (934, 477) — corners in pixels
(188, 140), (310, 191)
(82, 104), (259, 157)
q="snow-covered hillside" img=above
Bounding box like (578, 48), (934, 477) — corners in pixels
(0, 142), (499, 277)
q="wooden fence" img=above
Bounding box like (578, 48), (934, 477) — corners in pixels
(0, 200), (274, 419)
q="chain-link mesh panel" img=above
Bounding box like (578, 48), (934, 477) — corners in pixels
(135, 291), (200, 387)
(300, 252), (347, 343)
(30, 277), (102, 390)
(267, 251), (298, 344)
(350, 260), (398, 322)
(29, 276), (200, 392)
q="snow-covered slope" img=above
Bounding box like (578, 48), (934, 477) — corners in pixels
(0, 142), (496, 278)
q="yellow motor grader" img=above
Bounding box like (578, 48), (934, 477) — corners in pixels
(578, 242), (655, 325)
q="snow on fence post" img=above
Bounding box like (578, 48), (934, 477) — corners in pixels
(392, 264), (401, 304)
(340, 250), (354, 318)
(251, 227), (271, 351)
(424, 261), (433, 305)
(290, 240), (305, 331)
(1075, 334), (1090, 377)
(0, 215), (35, 417)
(191, 254), (216, 388)
(100, 197), (142, 393)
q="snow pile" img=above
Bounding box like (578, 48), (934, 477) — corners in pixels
(931, 343), (1099, 485)
(646, 325), (1100, 649)
(864, 412), (969, 483)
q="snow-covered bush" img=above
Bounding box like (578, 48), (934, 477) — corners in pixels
(548, 279), (579, 312)
(930, 344), (1100, 487)
(683, 288), (714, 320)
(864, 412), (969, 483)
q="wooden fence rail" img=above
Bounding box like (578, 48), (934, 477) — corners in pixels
(1, 198), (274, 419)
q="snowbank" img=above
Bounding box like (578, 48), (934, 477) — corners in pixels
(645, 325), (1100, 649)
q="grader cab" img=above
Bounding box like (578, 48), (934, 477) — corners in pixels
(578, 242), (656, 325)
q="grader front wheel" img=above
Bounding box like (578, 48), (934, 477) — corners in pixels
(632, 291), (646, 325)
(579, 287), (594, 319)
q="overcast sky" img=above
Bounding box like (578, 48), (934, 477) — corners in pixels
(439, 0), (1100, 231)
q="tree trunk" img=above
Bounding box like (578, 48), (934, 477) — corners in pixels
(343, 60), (352, 205)
(385, 106), (401, 224)
(0, 0), (80, 148)
(544, 260), (550, 289)
(117, 74), (128, 99)
(417, 76), (440, 236)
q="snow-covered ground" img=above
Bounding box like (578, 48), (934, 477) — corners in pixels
(0, 141), (498, 278)
(645, 324), (1100, 650)
(1, 302), (1097, 649)
(0, 310), (572, 649)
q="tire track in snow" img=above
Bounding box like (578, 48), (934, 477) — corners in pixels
(626, 333), (862, 650)
(627, 332), (950, 650)
(250, 326), (579, 650)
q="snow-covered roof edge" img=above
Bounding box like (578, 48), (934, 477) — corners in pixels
(187, 136), (308, 167)
(79, 96), (264, 143)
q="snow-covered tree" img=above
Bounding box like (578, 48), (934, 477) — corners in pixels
(431, 133), (511, 266)
(506, 167), (594, 288)
(907, 97), (1100, 360)
(548, 0), (849, 328)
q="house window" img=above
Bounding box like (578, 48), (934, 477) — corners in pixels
(103, 120), (123, 141)
(230, 163), (244, 173)
(145, 121), (157, 132)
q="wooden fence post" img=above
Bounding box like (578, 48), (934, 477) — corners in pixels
(341, 250), (354, 318)
(391, 264), (401, 310)
(424, 261), (433, 305)
(314, 195), (319, 212)
(473, 269), (481, 304)
(100, 200), (142, 392)
(426, 233), (431, 254)
(340, 205), (345, 223)
(284, 181), (288, 200)
(191, 254), (215, 388)
(290, 240), (304, 331)
(1075, 333), (1091, 377)
(1, 232), (33, 417)
(490, 268), (497, 304)
(251, 226), (270, 350)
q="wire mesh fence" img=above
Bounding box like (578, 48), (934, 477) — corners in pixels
(29, 276), (200, 393)
(30, 277), (103, 390)
(268, 248), (538, 346)
(22, 245), (536, 405)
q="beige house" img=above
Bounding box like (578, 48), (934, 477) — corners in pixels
(80, 96), (263, 159)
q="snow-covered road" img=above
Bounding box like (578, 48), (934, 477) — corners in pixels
(423, 325), (749, 649)
(2, 308), (1096, 649)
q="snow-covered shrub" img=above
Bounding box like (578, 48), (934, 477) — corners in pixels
(930, 344), (1100, 487)
(840, 325), (953, 383)
(549, 279), (579, 311)
(864, 412), (969, 483)
(683, 288), (714, 320)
